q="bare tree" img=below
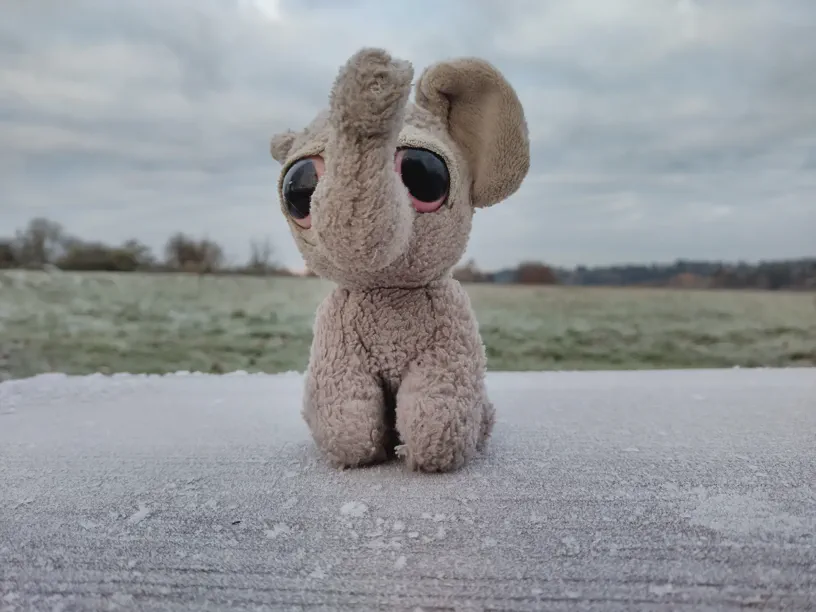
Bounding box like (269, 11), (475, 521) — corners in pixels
(121, 239), (156, 268)
(247, 237), (276, 274)
(13, 217), (68, 267)
(164, 233), (225, 274)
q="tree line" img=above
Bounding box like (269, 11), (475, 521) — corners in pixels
(1, 217), (813, 290)
(0, 217), (290, 276)
(453, 258), (816, 290)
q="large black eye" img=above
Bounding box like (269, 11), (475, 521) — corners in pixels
(282, 158), (320, 220)
(397, 148), (449, 211)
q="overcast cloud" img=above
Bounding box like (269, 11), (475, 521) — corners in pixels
(1, 0), (814, 271)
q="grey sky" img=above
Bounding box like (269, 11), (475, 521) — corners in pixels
(1, 0), (814, 271)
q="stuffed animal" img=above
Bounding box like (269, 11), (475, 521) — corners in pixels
(269, 48), (530, 472)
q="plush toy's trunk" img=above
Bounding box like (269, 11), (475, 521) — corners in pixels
(311, 50), (415, 273)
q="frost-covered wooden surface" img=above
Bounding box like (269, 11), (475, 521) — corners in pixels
(1, 368), (814, 611)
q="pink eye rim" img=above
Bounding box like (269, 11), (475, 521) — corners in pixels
(292, 215), (312, 229)
(394, 147), (449, 213)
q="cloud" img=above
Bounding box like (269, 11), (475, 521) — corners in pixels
(1, 0), (814, 270)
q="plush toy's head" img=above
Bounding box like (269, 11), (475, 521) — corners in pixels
(269, 48), (530, 289)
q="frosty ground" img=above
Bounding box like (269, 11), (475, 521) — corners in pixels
(1, 367), (814, 610)
(1, 269), (814, 380)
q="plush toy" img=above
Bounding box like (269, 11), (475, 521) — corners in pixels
(269, 48), (530, 472)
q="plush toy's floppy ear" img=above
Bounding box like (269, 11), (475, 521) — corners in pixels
(270, 130), (296, 164)
(415, 58), (530, 208)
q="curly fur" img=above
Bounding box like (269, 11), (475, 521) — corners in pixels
(270, 48), (530, 472)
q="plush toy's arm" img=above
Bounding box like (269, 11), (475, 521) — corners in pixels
(301, 289), (391, 468)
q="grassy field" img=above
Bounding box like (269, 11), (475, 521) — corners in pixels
(1, 269), (814, 380)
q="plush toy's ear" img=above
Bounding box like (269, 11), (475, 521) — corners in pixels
(415, 58), (530, 208)
(270, 130), (296, 165)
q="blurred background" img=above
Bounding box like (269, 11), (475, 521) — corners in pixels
(1, 0), (814, 381)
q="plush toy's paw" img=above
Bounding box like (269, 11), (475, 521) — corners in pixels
(329, 47), (414, 138)
(395, 393), (481, 473)
(303, 398), (391, 469)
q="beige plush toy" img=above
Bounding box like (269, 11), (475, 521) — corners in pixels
(269, 48), (530, 472)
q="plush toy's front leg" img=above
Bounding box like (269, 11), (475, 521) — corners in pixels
(394, 350), (492, 473)
(301, 295), (391, 469)
(302, 355), (390, 469)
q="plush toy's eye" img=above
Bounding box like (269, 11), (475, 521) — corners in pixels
(282, 156), (323, 228)
(395, 148), (449, 213)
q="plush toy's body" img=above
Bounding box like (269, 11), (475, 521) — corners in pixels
(270, 48), (530, 472)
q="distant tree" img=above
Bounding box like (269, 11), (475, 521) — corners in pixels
(55, 238), (156, 272)
(57, 242), (133, 272)
(13, 217), (69, 267)
(453, 258), (489, 283)
(246, 237), (277, 275)
(164, 233), (224, 273)
(121, 239), (156, 269)
(515, 261), (558, 285)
